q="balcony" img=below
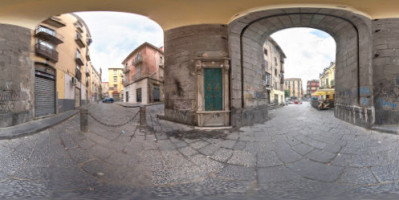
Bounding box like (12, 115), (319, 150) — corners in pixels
(86, 68), (90, 77)
(86, 47), (91, 61)
(42, 17), (66, 28)
(124, 67), (130, 74)
(75, 33), (85, 48)
(280, 74), (284, 84)
(76, 52), (84, 66)
(75, 22), (84, 33)
(75, 68), (82, 82)
(132, 56), (143, 66)
(35, 43), (58, 62)
(35, 26), (63, 45)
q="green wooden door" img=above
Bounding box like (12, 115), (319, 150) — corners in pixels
(204, 68), (223, 111)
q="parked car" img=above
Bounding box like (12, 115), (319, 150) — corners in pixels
(102, 98), (114, 103)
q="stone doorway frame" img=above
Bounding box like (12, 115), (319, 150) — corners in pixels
(195, 57), (230, 127)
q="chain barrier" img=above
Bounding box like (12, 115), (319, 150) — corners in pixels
(88, 110), (140, 127)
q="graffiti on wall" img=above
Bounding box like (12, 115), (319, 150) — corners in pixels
(0, 87), (26, 113)
(374, 80), (399, 110)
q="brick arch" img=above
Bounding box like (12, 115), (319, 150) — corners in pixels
(228, 8), (373, 127)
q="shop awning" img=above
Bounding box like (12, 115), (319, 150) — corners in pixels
(312, 89), (335, 96)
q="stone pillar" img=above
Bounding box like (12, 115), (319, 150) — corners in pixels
(140, 106), (147, 126)
(163, 24), (229, 126)
(0, 24), (34, 127)
(80, 108), (88, 133)
(372, 18), (399, 125)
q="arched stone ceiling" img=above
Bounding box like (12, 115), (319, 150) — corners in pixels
(0, 0), (397, 30)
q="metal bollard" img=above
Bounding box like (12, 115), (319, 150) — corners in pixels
(140, 106), (147, 127)
(80, 108), (88, 133)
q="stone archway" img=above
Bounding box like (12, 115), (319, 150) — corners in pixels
(228, 8), (374, 128)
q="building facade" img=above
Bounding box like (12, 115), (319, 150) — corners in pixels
(31, 13), (93, 117)
(306, 79), (320, 98)
(108, 68), (124, 101)
(122, 42), (164, 104)
(101, 82), (109, 99)
(284, 78), (303, 99)
(263, 38), (286, 105)
(320, 62), (336, 89)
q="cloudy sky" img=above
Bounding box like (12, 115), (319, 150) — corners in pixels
(75, 12), (164, 82)
(76, 12), (336, 88)
(271, 28), (336, 89)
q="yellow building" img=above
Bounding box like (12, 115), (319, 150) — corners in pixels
(318, 62), (336, 101)
(108, 68), (124, 101)
(31, 13), (93, 117)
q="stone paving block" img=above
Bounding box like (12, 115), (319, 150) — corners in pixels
(305, 149), (337, 163)
(227, 150), (256, 167)
(292, 143), (314, 155)
(178, 146), (198, 157)
(211, 148), (234, 163)
(190, 154), (224, 173)
(67, 147), (91, 164)
(157, 140), (176, 151)
(218, 140), (236, 149)
(337, 167), (378, 185)
(89, 145), (113, 160)
(233, 141), (246, 150)
(257, 151), (283, 167)
(274, 146), (303, 163)
(216, 165), (255, 181)
(198, 144), (220, 156)
(287, 159), (344, 182)
(371, 164), (399, 183)
(258, 166), (302, 184)
(190, 140), (209, 149)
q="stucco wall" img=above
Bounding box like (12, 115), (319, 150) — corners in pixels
(0, 24), (34, 127)
(163, 24), (229, 125)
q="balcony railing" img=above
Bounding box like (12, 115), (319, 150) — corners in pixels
(76, 52), (84, 66)
(75, 33), (85, 48)
(86, 47), (90, 61)
(42, 17), (66, 28)
(35, 26), (64, 45)
(75, 22), (84, 33)
(132, 56), (143, 66)
(75, 68), (82, 82)
(35, 43), (58, 62)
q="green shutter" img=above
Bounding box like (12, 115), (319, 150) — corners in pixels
(204, 68), (223, 111)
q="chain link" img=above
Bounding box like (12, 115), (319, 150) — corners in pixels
(88, 111), (140, 127)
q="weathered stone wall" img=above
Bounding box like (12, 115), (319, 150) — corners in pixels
(372, 18), (399, 124)
(228, 8), (374, 127)
(163, 24), (229, 125)
(0, 24), (34, 127)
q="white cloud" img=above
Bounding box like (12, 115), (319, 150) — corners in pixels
(271, 28), (336, 90)
(75, 12), (164, 82)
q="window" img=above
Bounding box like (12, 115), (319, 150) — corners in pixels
(136, 88), (142, 102)
(274, 57), (278, 66)
(264, 48), (268, 56)
(265, 72), (271, 86)
(275, 69), (277, 76)
(36, 39), (55, 49)
(37, 26), (56, 36)
(160, 56), (163, 64)
(113, 76), (117, 82)
(114, 84), (117, 91)
(114, 70), (117, 75)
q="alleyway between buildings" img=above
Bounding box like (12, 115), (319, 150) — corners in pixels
(1, 103), (399, 199)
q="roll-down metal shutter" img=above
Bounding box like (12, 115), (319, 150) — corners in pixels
(35, 73), (55, 117)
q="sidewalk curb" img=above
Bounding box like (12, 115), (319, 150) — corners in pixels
(117, 102), (164, 108)
(0, 110), (79, 140)
(372, 125), (399, 134)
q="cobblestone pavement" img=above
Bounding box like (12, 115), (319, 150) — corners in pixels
(1, 102), (399, 199)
